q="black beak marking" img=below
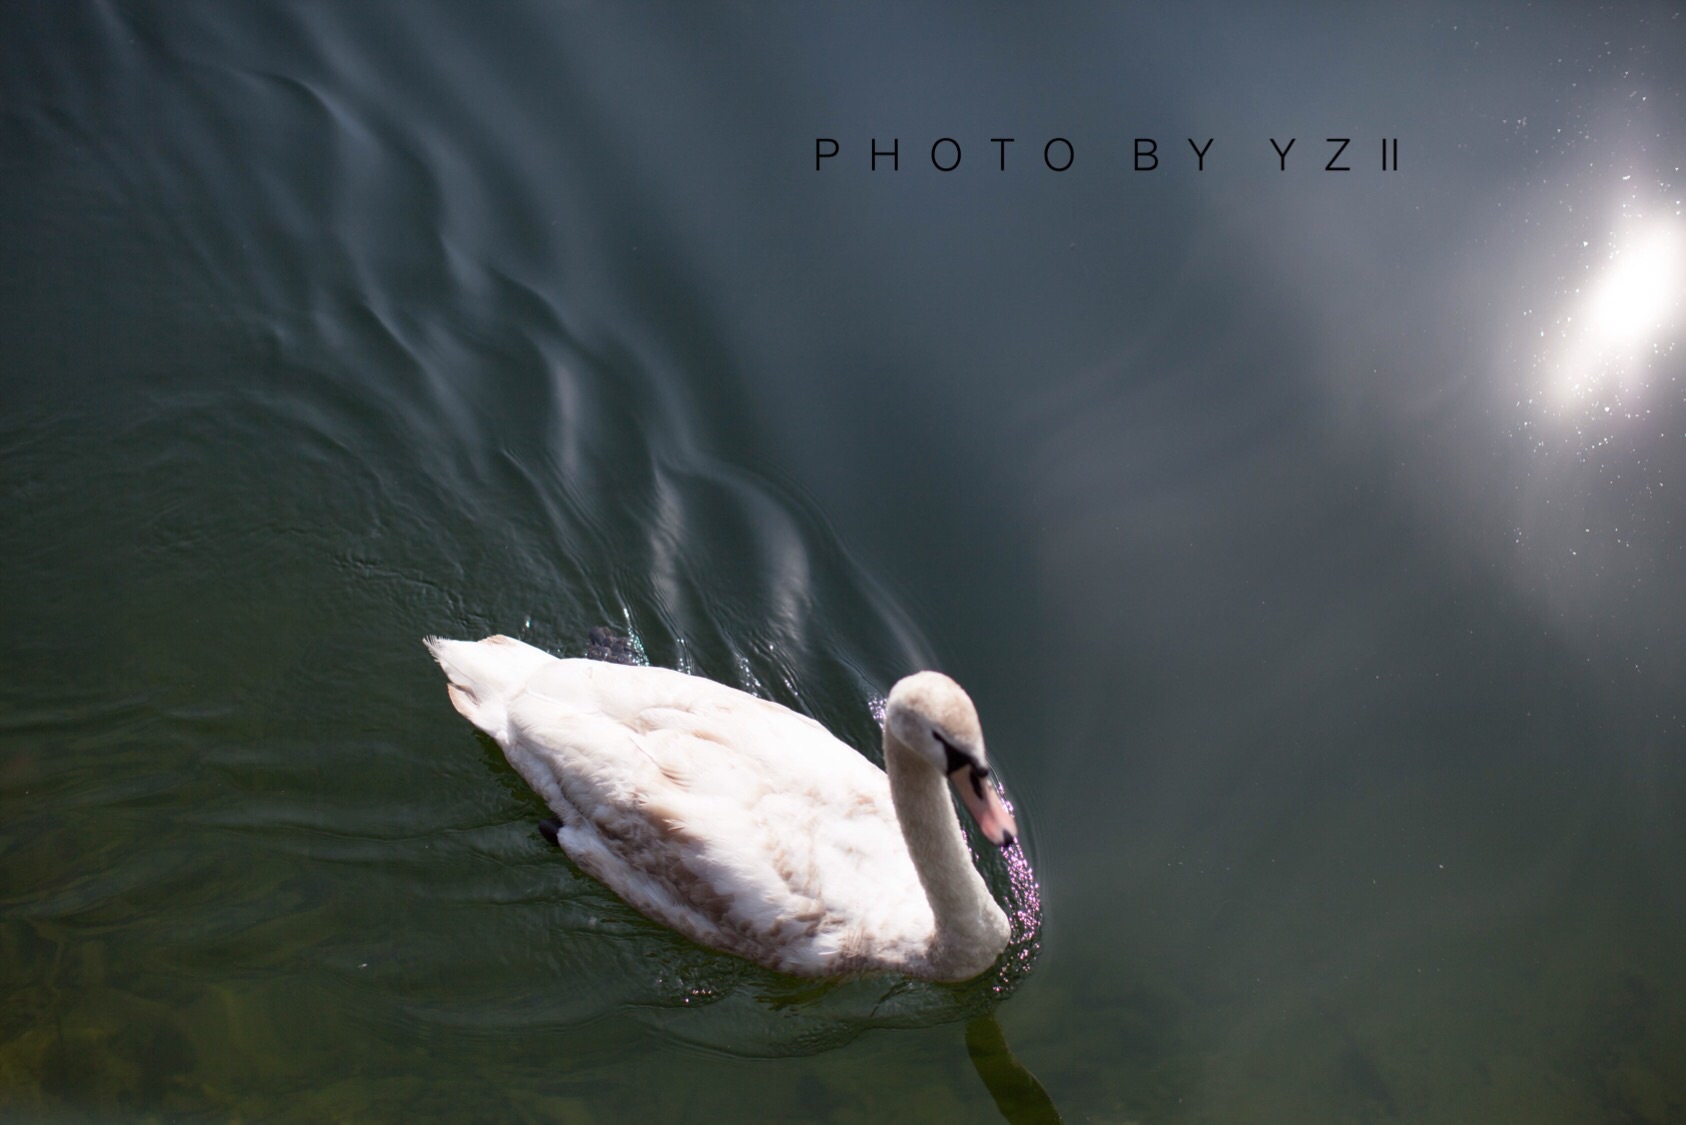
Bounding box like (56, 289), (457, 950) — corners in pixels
(935, 732), (993, 800)
(936, 732), (969, 775)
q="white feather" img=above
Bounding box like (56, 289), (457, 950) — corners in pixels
(425, 635), (1013, 981)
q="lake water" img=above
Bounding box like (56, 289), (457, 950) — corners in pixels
(4, 2), (1684, 1120)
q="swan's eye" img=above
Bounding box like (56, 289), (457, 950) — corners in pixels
(933, 731), (969, 774)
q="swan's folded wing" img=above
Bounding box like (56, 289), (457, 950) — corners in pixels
(501, 684), (931, 974)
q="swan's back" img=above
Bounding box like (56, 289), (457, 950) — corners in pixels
(426, 635), (937, 976)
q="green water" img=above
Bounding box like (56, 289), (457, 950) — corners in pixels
(4, 2), (1684, 1120)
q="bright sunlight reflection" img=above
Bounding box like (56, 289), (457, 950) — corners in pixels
(1550, 215), (1686, 408)
(1587, 226), (1683, 342)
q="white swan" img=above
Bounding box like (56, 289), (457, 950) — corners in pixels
(425, 635), (1018, 981)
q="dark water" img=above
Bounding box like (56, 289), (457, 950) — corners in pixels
(4, 1), (1685, 1120)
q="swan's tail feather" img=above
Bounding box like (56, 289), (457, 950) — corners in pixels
(425, 634), (552, 744)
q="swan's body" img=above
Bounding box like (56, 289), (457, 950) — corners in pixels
(425, 635), (1017, 981)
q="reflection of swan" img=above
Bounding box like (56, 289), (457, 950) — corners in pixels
(967, 1013), (1065, 1124)
(426, 635), (1017, 981)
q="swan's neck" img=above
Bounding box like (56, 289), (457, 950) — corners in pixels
(884, 731), (1010, 980)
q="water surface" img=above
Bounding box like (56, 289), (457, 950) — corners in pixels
(3, 2), (1684, 1120)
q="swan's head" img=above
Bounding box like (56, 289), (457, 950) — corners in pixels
(886, 671), (1018, 849)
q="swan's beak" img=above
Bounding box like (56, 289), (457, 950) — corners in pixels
(949, 765), (1018, 849)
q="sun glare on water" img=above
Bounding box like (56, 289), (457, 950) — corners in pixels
(1548, 214), (1686, 410)
(1587, 226), (1683, 343)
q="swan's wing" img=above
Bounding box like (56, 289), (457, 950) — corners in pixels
(502, 660), (934, 974)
